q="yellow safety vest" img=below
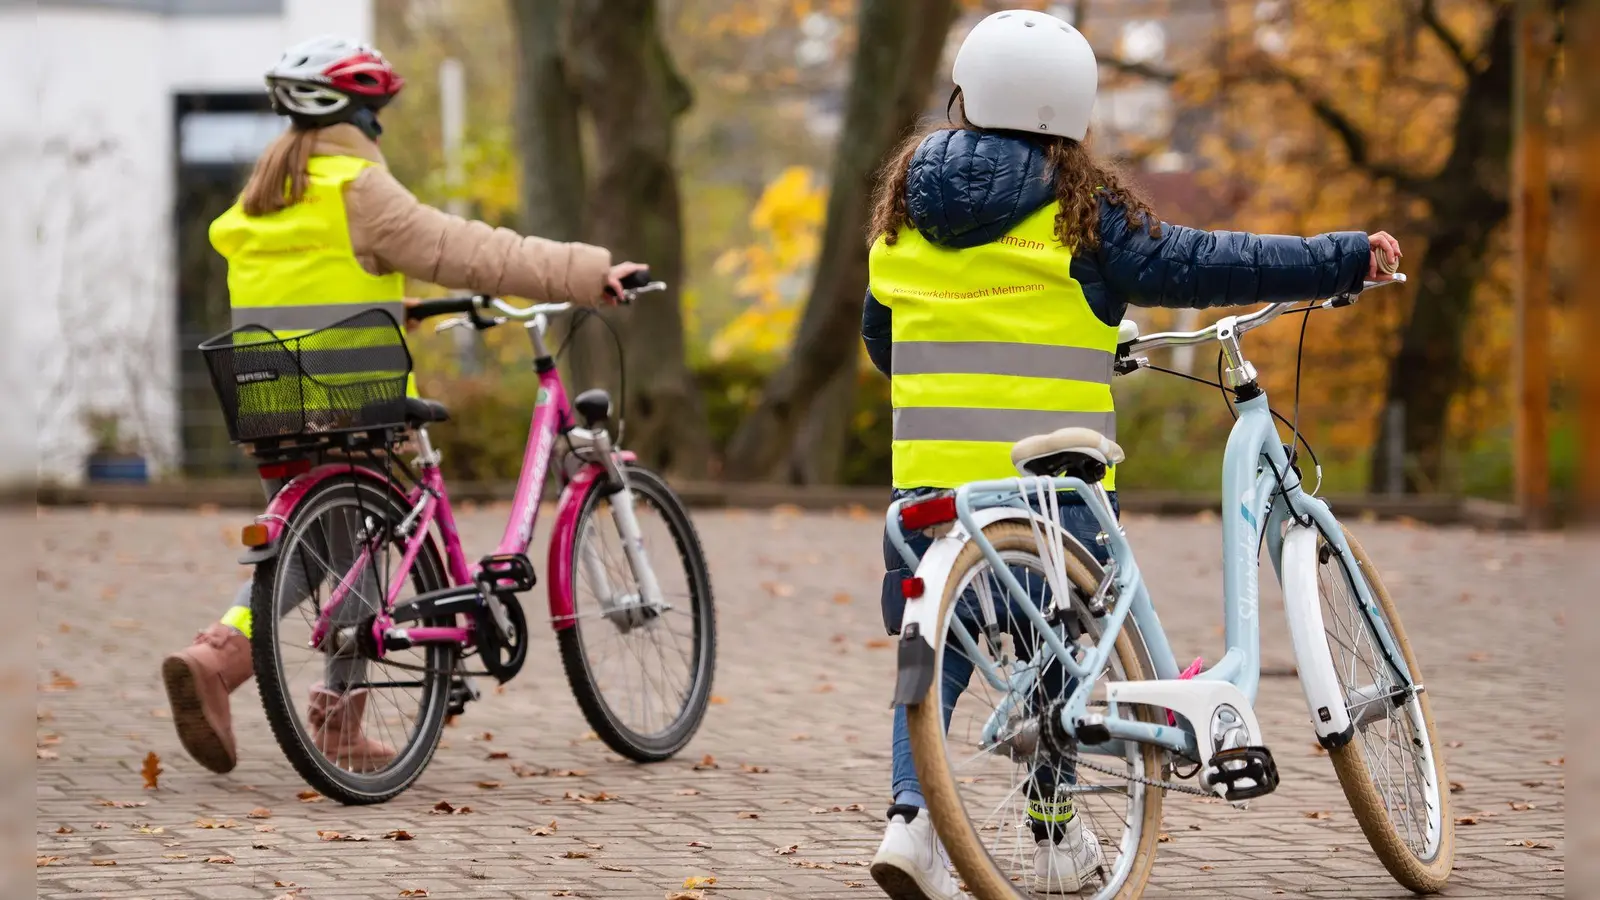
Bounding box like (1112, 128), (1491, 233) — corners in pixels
(868, 202), (1119, 490)
(210, 154), (413, 409)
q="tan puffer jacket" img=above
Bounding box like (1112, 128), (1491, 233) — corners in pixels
(316, 124), (612, 305)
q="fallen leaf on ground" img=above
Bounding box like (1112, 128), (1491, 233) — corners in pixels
(560, 850), (590, 859)
(318, 830), (369, 842)
(550, 892), (573, 898)
(398, 890), (429, 898)
(1507, 838), (1554, 849)
(384, 830), (415, 841)
(140, 751), (162, 789)
(814, 683), (836, 693)
(675, 788), (701, 796)
(486, 751), (510, 760)
(296, 790), (323, 803)
(737, 811), (759, 819)
(54, 825), (73, 834)
(511, 764), (550, 777)
(206, 855), (235, 864)
(97, 798), (147, 808)
(255, 824), (276, 833)
(93, 859), (117, 866)
(1158, 833), (1171, 842)
(163, 853), (187, 859)
(760, 581), (795, 597)
(248, 807), (273, 818)
(563, 790), (617, 803)
(194, 817), (238, 829)
(135, 825), (165, 834)
(43, 671), (78, 691)
(430, 800), (474, 814)
(845, 882), (865, 888)
(708, 695), (728, 705)
(665, 893), (704, 900)
(688, 841), (712, 849)
(693, 754), (719, 770)
(476, 781), (502, 790)
(1545, 757), (1565, 767)
(865, 638), (893, 650)
(1446, 740), (1464, 748)
(36, 856), (61, 867)
(1465, 652), (1490, 662)
(776, 844), (799, 855)
(832, 591), (853, 604)
(1456, 815), (1481, 826)
(597, 864), (631, 872)
(473, 732), (494, 741)
(1303, 810), (1331, 820)
(1199, 864), (1214, 871)
(529, 821), (558, 836)
(1509, 801), (1536, 811)
(1449, 781), (1465, 793)
(37, 748), (58, 760)
(551, 769), (589, 777)
(683, 875), (717, 888)
(793, 860), (834, 869)
(92, 821), (112, 829)
(740, 763), (770, 774)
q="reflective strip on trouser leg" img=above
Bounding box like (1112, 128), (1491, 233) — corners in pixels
(220, 605), (253, 640)
(1027, 797), (1077, 824)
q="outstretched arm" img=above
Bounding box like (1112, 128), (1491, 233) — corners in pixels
(345, 167), (614, 305)
(1096, 197), (1386, 309)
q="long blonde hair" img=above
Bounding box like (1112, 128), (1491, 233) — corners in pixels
(869, 91), (1161, 251)
(240, 124), (318, 216)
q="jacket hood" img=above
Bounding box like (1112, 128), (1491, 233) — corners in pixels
(904, 129), (1054, 249)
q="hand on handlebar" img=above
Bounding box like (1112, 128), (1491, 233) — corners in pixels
(604, 262), (651, 305)
(1367, 231), (1401, 283)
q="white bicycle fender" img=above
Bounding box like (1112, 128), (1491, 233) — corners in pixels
(1281, 524), (1355, 748)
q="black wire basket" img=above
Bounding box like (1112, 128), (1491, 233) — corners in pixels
(199, 308), (413, 444)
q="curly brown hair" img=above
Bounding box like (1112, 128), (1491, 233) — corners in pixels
(868, 93), (1161, 251)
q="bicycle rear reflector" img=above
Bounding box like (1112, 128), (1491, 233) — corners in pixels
(901, 577), (926, 599)
(899, 493), (957, 532)
(257, 458), (312, 480)
(241, 523), (270, 548)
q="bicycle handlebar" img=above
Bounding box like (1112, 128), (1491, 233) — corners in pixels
(1120, 274), (1405, 357)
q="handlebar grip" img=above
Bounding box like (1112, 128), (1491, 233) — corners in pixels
(618, 268), (652, 290)
(405, 296), (480, 321)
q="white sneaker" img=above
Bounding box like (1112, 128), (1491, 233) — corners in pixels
(1032, 815), (1105, 893)
(870, 806), (962, 900)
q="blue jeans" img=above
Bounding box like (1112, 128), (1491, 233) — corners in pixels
(885, 491), (1116, 806)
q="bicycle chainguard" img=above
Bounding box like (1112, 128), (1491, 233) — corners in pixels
(1204, 745), (1280, 801)
(477, 553), (537, 593)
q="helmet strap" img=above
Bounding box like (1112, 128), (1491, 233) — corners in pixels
(351, 107), (383, 141)
(945, 87), (960, 125)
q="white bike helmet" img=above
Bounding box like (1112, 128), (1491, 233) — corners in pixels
(952, 9), (1098, 141)
(265, 35), (404, 126)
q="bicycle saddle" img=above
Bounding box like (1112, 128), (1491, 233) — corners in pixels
(1010, 427), (1125, 482)
(404, 397), (451, 424)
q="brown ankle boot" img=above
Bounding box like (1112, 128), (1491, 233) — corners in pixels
(161, 623), (253, 774)
(307, 683), (396, 773)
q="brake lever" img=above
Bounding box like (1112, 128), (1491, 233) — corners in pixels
(616, 281), (668, 305)
(435, 315), (471, 334)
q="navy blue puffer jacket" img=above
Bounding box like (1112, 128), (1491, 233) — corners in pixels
(861, 129), (1372, 376)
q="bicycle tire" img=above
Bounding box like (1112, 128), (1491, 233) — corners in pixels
(557, 464), (716, 762)
(1323, 526), (1454, 892)
(251, 474), (456, 805)
(907, 522), (1164, 900)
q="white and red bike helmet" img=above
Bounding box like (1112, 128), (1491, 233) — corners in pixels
(265, 35), (404, 128)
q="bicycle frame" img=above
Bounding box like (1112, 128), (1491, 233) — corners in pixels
(892, 386), (1416, 768)
(258, 359), (631, 658)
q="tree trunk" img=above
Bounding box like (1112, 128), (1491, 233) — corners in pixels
(567, 0), (708, 475)
(510, 0), (586, 241)
(1369, 7), (1515, 492)
(724, 0), (958, 482)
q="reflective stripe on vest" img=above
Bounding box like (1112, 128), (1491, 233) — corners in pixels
(210, 154), (414, 399)
(868, 201), (1119, 490)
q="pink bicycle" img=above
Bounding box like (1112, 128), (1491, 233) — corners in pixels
(200, 272), (715, 804)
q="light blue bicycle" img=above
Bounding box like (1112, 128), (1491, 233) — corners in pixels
(889, 276), (1453, 898)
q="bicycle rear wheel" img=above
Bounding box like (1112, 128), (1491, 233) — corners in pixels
(252, 474), (456, 805)
(557, 464), (715, 761)
(1320, 526), (1453, 892)
(907, 522), (1163, 900)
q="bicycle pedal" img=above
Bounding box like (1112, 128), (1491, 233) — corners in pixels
(477, 553), (537, 593)
(1204, 745), (1280, 801)
(447, 676), (480, 718)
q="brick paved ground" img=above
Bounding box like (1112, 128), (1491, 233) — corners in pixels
(34, 504), (1573, 899)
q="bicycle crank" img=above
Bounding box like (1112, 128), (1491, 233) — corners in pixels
(476, 591), (529, 683)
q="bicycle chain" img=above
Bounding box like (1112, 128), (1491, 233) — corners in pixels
(1056, 748), (1219, 798)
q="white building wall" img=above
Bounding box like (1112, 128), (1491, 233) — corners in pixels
(11, 1), (372, 486)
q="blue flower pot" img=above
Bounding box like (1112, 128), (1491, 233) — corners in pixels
(86, 454), (149, 484)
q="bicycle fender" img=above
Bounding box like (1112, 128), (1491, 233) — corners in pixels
(546, 453), (638, 631)
(892, 506), (1087, 706)
(1281, 523), (1354, 748)
(236, 464), (406, 565)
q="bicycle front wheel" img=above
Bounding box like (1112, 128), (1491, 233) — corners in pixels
(252, 474), (456, 805)
(1320, 525), (1453, 892)
(907, 522), (1164, 900)
(557, 464), (716, 762)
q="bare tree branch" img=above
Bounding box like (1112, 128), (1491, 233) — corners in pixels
(1256, 65), (1430, 195)
(1419, 0), (1474, 71)
(1100, 57), (1179, 83)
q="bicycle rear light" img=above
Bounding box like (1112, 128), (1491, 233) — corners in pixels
(901, 576), (925, 599)
(899, 493), (957, 531)
(257, 458), (312, 480)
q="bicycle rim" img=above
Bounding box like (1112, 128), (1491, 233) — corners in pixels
(1319, 527), (1447, 868)
(561, 466), (714, 758)
(255, 477), (452, 802)
(910, 523), (1161, 900)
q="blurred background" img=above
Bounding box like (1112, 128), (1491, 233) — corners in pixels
(5, 0), (1594, 523)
